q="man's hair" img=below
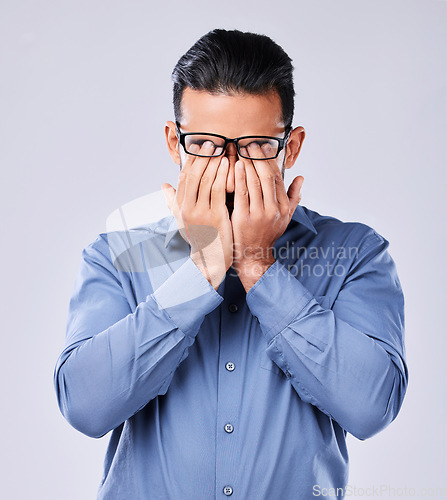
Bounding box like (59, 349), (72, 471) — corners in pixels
(172, 29), (295, 129)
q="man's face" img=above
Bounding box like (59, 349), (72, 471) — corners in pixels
(165, 87), (304, 215)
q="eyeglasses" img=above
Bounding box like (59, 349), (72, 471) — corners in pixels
(176, 121), (292, 160)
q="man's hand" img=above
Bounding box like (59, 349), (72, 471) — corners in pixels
(162, 142), (234, 290)
(231, 142), (304, 291)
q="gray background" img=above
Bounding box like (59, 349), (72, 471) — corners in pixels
(1, 0), (446, 498)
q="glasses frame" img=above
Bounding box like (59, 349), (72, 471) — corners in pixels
(175, 121), (292, 160)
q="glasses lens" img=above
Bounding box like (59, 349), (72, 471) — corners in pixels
(184, 135), (225, 157)
(237, 137), (280, 159)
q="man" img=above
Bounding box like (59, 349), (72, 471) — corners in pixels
(54, 29), (408, 499)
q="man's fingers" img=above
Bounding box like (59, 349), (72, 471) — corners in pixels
(183, 141), (215, 210)
(210, 156), (229, 210)
(178, 142), (213, 205)
(246, 142), (278, 209)
(272, 162), (290, 213)
(161, 183), (176, 212)
(180, 143), (200, 172)
(197, 147), (223, 207)
(176, 143), (199, 206)
(286, 175), (304, 218)
(240, 147), (263, 213)
(234, 159), (249, 214)
(162, 183), (183, 227)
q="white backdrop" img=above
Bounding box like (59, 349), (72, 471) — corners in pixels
(1, 0), (446, 498)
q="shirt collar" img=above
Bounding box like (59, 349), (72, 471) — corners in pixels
(164, 204), (317, 248)
(290, 204), (318, 235)
(164, 216), (181, 248)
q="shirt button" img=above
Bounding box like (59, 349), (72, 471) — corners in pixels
(225, 362), (235, 372)
(223, 486), (233, 496)
(224, 423), (234, 433)
(228, 303), (238, 313)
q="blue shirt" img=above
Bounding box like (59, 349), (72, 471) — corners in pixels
(53, 204), (408, 500)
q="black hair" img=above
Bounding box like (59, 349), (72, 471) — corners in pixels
(172, 29), (295, 129)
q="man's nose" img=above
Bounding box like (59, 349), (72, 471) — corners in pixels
(223, 143), (238, 193)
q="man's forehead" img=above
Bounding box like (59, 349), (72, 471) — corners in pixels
(179, 87), (285, 135)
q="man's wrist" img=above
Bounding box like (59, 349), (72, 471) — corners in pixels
(191, 253), (228, 291)
(233, 257), (276, 292)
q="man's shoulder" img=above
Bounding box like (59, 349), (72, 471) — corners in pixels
(300, 205), (388, 250)
(82, 215), (175, 270)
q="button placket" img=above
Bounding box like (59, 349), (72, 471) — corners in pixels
(216, 274), (245, 499)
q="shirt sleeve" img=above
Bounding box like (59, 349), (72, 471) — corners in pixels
(53, 235), (224, 438)
(246, 229), (408, 441)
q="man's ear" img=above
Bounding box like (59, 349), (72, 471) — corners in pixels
(284, 126), (305, 169)
(165, 121), (180, 165)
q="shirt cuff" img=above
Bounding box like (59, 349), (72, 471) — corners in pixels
(246, 260), (314, 343)
(151, 257), (224, 337)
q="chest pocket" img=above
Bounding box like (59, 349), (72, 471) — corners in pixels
(259, 295), (331, 376)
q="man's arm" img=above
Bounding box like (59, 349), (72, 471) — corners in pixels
(230, 146), (407, 440)
(55, 139), (236, 439)
(53, 235), (223, 438)
(245, 229), (408, 440)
